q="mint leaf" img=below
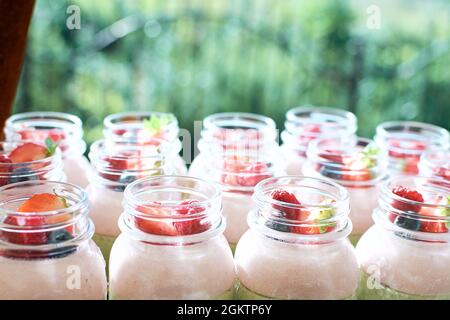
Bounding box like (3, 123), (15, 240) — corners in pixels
(45, 137), (58, 156)
(360, 144), (380, 169)
(143, 115), (171, 135)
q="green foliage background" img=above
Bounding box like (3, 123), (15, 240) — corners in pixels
(13, 0), (450, 145)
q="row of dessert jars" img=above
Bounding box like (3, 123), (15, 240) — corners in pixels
(356, 175), (450, 299)
(188, 113), (286, 249)
(3, 111), (188, 188)
(4, 112), (91, 188)
(109, 176), (236, 300)
(281, 106), (449, 177)
(86, 137), (181, 260)
(0, 140), (66, 188)
(303, 136), (388, 243)
(0, 181), (107, 300)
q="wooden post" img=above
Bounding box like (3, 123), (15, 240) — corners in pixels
(0, 0), (35, 139)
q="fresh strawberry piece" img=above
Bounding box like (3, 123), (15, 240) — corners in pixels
(271, 189), (306, 221)
(47, 130), (66, 143)
(134, 203), (178, 236)
(8, 143), (49, 163)
(221, 157), (271, 187)
(0, 155), (12, 186)
(2, 214), (47, 245)
(173, 200), (210, 235)
(418, 205), (449, 233)
(391, 186), (424, 213)
(18, 193), (68, 213)
(319, 149), (344, 164)
(436, 167), (450, 180)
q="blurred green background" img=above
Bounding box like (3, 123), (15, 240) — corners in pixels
(13, 0), (450, 145)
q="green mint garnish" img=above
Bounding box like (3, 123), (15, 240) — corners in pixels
(45, 137), (59, 156)
(437, 196), (450, 228)
(311, 199), (336, 233)
(360, 145), (380, 169)
(143, 115), (172, 135)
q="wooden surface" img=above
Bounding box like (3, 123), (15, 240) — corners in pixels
(0, 0), (35, 139)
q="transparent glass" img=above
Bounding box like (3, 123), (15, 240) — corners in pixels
(235, 176), (358, 300)
(189, 112), (285, 247)
(103, 111), (186, 174)
(109, 176), (235, 300)
(303, 137), (388, 242)
(356, 176), (450, 299)
(0, 181), (106, 300)
(374, 121), (449, 176)
(281, 106), (357, 175)
(87, 138), (177, 260)
(419, 149), (449, 187)
(4, 112), (90, 187)
(0, 141), (65, 187)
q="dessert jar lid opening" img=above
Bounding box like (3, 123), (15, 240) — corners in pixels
(375, 121), (450, 154)
(4, 112), (86, 157)
(201, 112), (278, 147)
(103, 111), (179, 143)
(284, 106), (357, 138)
(121, 176), (225, 244)
(88, 139), (178, 189)
(0, 181), (93, 257)
(250, 176), (352, 243)
(375, 176), (450, 242)
(306, 137), (388, 187)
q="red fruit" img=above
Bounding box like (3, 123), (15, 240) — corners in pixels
(0, 155), (12, 186)
(8, 143), (49, 163)
(271, 189), (306, 221)
(134, 203), (178, 236)
(173, 200), (210, 235)
(419, 207), (448, 233)
(17, 193), (68, 213)
(436, 167), (450, 180)
(2, 214), (47, 245)
(391, 186), (424, 212)
(221, 157), (271, 187)
(319, 149), (344, 164)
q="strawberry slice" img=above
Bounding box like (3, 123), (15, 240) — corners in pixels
(134, 203), (178, 236)
(436, 167), (450, 180)
(17, 193), (68, 213)
(0, 155), (12, 186)
(418, 200), (449, 233)
(173, 200), (209, 235)
(8, 143), (49, 163)
(271, 189), (305, 221)
(221, 156), (271, 187)
(3, 215), (47, 245)
(391, 186), (424, 213)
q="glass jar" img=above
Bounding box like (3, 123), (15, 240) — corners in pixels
(303, 137), (388, 244)
(234, 176), (358, 299)
(0, 181), (107, 299)
(281, 106), (357, 175)
(356, 176), (450, 299)
(4, 112), (91, 188)
(189, 113), (285, 249)
(103, 111), (187, 174)
(419, 149), (449, 187)
(109, 176), (236, 300)
(87, 138), (177, 261)
(374, 121), (449, 176)
(0, 141), (65, 187)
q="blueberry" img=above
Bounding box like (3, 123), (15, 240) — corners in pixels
(265, 221), (290, 232)
(113, 174), (136, 192)
(394, 214), (421, 231)
(8, 167), (37, 184)
(47, 229), (74, 244)
(319, 165), (342, 180)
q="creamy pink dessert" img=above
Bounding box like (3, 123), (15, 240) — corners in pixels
(103, 111), (187, 174)
(0, 181), (107, 300)
(87, 138), (177, 259)
(374, 121), (449, 176)
(281, 106), (357, 175)
(303, 137), (387, 243)
(4, 112), (91, 188)
(356, 176), (450, 299)
(189, 113), (286, 247)
(234, 176), (358, 299)
(109, 176), (236, 299)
